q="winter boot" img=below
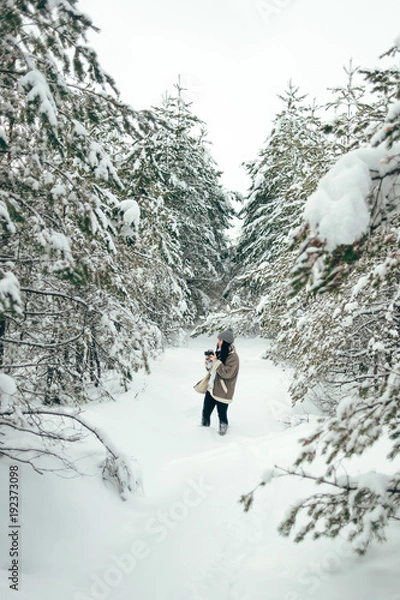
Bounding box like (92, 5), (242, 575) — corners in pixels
(219, 422), (228, 436)
(201, 418), (210, 427)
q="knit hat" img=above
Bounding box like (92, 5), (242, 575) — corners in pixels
(218, 328), (234, 345)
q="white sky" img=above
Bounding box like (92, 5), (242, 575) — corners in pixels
(78, 0), (400, 193)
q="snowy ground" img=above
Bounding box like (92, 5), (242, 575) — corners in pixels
(0, 335), (399, 600)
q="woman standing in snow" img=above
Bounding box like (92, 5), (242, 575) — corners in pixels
(201, 328), (239, 436)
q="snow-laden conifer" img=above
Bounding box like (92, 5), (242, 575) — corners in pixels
(254, 42), (400, 553)
(197, 83), (334, 337)
(122, 81), (234, 322)
(0, 0), (158, 495)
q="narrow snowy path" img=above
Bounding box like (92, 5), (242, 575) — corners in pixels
(1, 335), (399, 600)
(106, 335), (291, 493)
(81, 335), (294, 600)
(78, 335), (399, 600)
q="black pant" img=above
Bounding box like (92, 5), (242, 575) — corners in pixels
(202, 391), (229, 426)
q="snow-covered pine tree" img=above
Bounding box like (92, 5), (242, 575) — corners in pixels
(120, 83), (232, 324)
(221, 83), (335, 336)
(117, 109), (192, 340)
(237, 84), (312, 278)
(324, 59), (381, 155)
(0, 0), (158, 493)
(254, 53), (400, 411)
(280, 43), (400, 411)
(360, 42), (400, 149)
(259, 40), (400, 554)
(162, 84), (234, 315)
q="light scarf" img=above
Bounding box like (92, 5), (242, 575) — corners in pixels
(207, 361), (218, 392)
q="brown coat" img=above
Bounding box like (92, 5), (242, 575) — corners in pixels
(211, 349), (239, 404)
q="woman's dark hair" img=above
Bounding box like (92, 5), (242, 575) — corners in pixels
(217, 340), (231, 364)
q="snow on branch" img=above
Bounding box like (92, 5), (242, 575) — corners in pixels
(19, 69), (58, 127)
(118, 199), (140, 237)
(303, 150), (374, 251)
(241, 464), (400, 554)
(291, 143), (400, 293)
(64, 411), (141, 500)
(0, 404), (141, 500)
(0, 200), (16, 233)
(0, 271), (22, 315)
